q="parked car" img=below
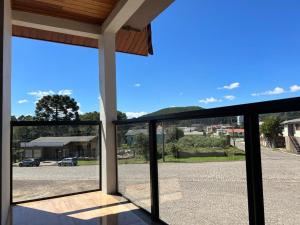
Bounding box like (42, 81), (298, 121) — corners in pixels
(19, 158), (40, 167)
(58, 157), (78, 166)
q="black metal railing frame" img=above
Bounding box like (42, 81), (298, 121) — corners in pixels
(114, 96), (300, 225)
(10, 120), (102, 204)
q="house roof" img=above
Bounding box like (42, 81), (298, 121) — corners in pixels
(21, 136), (96, 148)
(125, 127), (164, 136)
(226, 129), (245, 133)
(281, 118), (300, 124)
(125, 129), (148, 136)
(11, 0), (174, 56)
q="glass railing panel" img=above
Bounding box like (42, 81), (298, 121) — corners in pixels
(259, 112), (300, 225)
(12, 123), (100, 202)
(157, 117), (249, 225)
(116, 123), (151, 212)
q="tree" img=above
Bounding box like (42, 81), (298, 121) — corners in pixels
(11, 116), (17, 121)
(79, 111), (127, 121)
(35, 95), (80, 121)
(165, 127), (184, 143)
(260, 116), (282, 148)
(117, 111), (127, 120)
(80, 111), (100, 121)
(134, 133), (149, 161)
(17, 115), (34, 121)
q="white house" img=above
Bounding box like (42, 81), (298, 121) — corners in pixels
(282, 118), (300, 154)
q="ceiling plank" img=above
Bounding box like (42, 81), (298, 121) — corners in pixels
(12, 10), (101, 39)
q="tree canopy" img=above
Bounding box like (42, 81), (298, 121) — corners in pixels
(165, 127), (184, 143)
(79, 111), (127, 121)
(79, 111), (100, 121)
(260, 116), (282, 148)
(35, 95), (80, 121)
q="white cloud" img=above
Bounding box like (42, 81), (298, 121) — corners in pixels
(28, 90), (55, 99)
(290, 85), (300, 93)
(28, 89), (73, 99)
(18, 99), (28, 104)
(224, 95), (236, 101)
(133, 83), (141, 87)
(58, 89), (72, 95)
(218, 82), (240, 90)
(199, 97), (222, 104)
(252, 87), (285, 96)
(126, 112), (147, 119)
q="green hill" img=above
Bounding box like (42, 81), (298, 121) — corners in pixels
(143, 106), (203, 117)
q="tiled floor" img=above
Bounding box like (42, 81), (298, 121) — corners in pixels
(12, 191), (157, 225)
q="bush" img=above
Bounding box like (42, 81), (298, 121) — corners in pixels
(165, 127), (184, 143)
(133, 133), (149, 160)
(165, 135), (229, 154)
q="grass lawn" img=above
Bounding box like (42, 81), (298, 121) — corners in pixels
(117, 154), (245, 164)
(78, 160), (99, 166)
(159, 155), (245, 163)
(118, 158), (148, 164)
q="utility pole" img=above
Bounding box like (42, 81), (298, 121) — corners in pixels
(162, 122), (165, 162)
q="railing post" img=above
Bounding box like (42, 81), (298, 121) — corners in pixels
(149, 120), (159, 221)
(244, 113), (265, 225)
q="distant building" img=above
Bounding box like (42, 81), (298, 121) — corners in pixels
(125, 126), (164, 145)
(184, 131), (205, 136)
(226, 128), (245, 138)
(207, 124), (231, 136)
(178, 126), (204, 136)
(237, 116), (244, 126)
(282, 119), (300, 154)
(21, 136), (98, 160)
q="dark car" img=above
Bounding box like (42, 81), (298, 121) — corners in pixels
(19, 158), (40, 167)
(58, 157), (78, 166)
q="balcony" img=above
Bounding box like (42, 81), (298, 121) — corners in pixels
(1, 0), (300, 225)
(8, 97), (300, 225)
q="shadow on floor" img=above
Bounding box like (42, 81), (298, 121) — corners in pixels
(13, 205), (158, 225)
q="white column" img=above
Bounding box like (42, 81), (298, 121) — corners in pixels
(1, 0), (12, 224)
(99, 32), (117, 194)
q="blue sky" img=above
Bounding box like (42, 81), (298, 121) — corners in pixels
(12, 0), (300, 118)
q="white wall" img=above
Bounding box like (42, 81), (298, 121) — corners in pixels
(294, 130), (300, 138)
(99, 33), (117, 194)
(282, 126), (289, 137)
(1, 0), (11, 224)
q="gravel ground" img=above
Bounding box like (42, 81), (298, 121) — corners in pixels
(118, 149), (300, 225)
(13, 165), (100, 202)
(13, 165), (100, 180)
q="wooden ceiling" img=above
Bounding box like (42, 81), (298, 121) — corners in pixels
(11, 0), (153, 56)
(12, 25), (153, 56)
(11, 0), (119, 24)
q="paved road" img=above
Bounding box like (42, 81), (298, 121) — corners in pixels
(13, 150), (300, 225)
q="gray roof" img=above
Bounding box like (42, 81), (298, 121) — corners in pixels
(125, 129), (148, 136)
(281, 118), (300, 125)
(125, 128), (164, 136)
(21, 136), (96, 148)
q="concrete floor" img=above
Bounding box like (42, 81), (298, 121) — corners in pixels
(13, 191), (160, 225)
